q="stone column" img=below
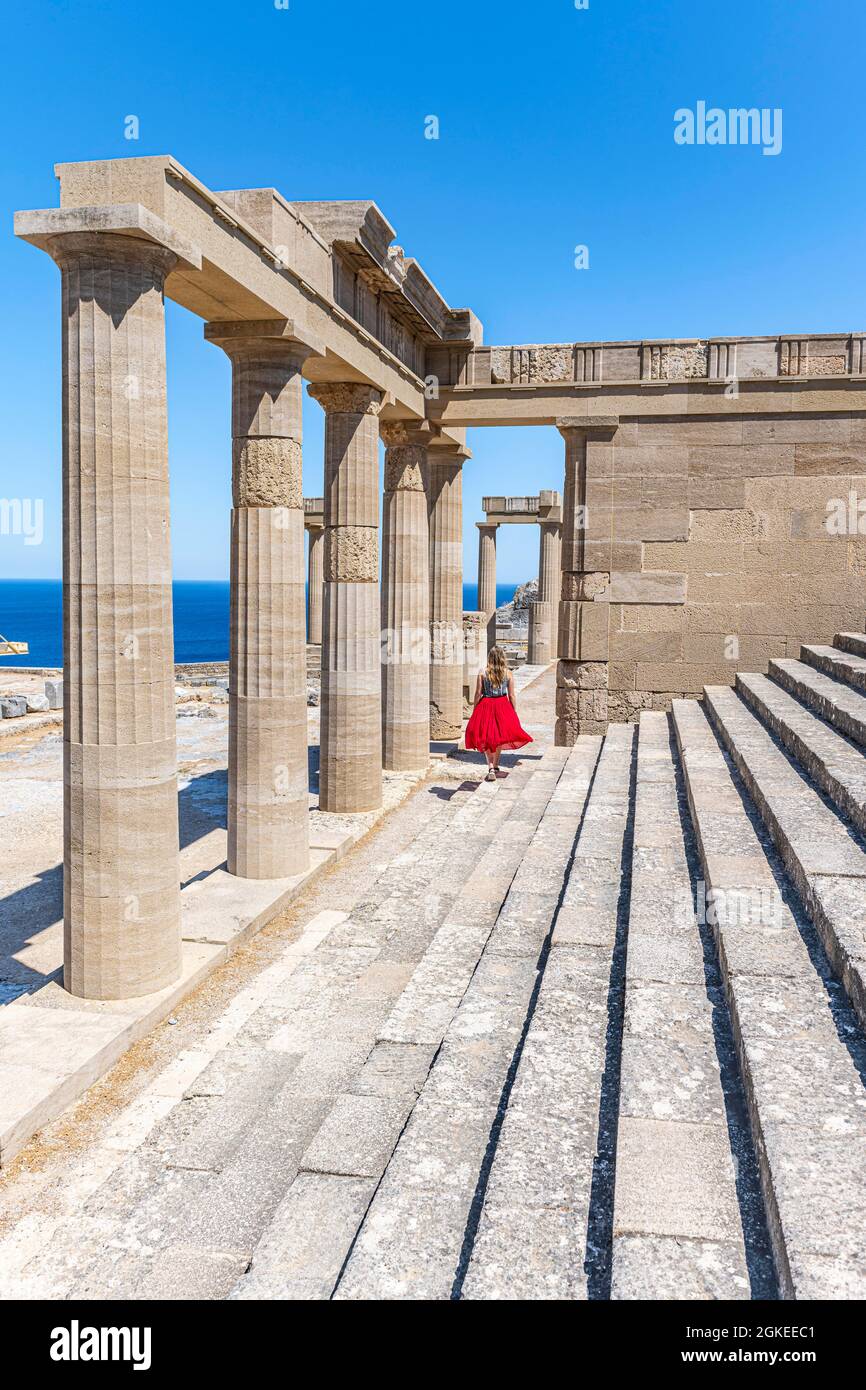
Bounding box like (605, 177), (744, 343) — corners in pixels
(555, 416), (618, 745)
(307, 524), (324, 644)
(50, 232), (182, 999)
(528, 518), (562, 664)
(309, 383), (383, 811)
(428, 449), (466, 739)
(476, 522), (498, 652)
(380, 423), (430, 771)
(205, 321), (310, 880)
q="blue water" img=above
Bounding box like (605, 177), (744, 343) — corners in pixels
(0, 579), (519, 668)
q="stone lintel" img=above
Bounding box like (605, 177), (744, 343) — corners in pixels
(14, 202), (202, 272)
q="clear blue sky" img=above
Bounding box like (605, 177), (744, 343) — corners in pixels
(1, 0), (863, 583)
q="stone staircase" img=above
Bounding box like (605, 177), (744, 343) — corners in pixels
(228, 624), (866, 1301)
(4, 634), (866, 1300)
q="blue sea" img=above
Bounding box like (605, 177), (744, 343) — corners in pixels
(0, 579), (519, 668)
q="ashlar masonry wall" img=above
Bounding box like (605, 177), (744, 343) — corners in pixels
(605, 412), (866, 719)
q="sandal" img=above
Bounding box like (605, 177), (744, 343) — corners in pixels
(485, 769), (496, 782)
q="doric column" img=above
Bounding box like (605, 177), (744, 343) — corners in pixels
(205, 321), (311, 880)
(309, 382), (384, 812)
(380, 422), (430, 771)
(476, 522), (498, 651)
(51, 232), (182, 999)
(307, 524), (324, 645)
(555, 416), (618, 745)
(528, 518), (562, 664)
(428, 449), (466, 739)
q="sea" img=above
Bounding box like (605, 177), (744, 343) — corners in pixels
(0, 579), (520, 668)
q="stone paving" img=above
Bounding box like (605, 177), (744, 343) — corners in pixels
(3, 633), (866, 1299)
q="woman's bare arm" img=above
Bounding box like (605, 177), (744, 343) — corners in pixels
(508, 673), (517, 710)
(473, 672), (483, 708)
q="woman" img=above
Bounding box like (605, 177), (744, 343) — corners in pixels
(465, 645), (533, 781)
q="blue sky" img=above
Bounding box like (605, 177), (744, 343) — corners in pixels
(1, 0), (864, 582)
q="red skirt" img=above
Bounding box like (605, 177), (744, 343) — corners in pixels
(464, 695), (533, 754)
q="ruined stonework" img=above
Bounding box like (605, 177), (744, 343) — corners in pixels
(491, 344), (573, 385)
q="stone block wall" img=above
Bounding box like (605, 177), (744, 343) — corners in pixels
(600, 413), (866, 720)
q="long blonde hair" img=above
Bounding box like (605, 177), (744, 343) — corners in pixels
(486, 646), (509, 687)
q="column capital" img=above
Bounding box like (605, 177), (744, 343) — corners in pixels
(204, 317), (325, 362)
(15, 203), (201, 273)
(556, 414), (619, 441)
(308, 382), (383, 415)
(476, 520), (499, 531)
(428, 444), (471, 473)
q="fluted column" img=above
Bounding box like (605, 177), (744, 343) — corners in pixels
(476, 522), (498, 652)
(380, 423), (430, 770)
(428, 449), (466, 739)
(309, 383), (384, 811)
(206, 320), (310, 880)
(528, 518), (562, 664)
(49, 232), (182, 999)
(555, 416), (618, 745)
(307, 524), (324, 644)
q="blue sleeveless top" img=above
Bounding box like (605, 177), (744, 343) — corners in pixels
(482, 674), (509, 698)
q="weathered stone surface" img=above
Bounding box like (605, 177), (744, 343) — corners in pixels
(324, 525), (378, 582)
(232, 437), (302, 508)
(612, 1235), (750, 1301)
(308, 382), (383, 415)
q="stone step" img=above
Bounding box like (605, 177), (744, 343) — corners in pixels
(611, 712), (754, 1301)
(737, 672), (866, 837)
(230, 743), (585, 1300)
(801, 643), (866, 696)
(11, 749), (545, 1299)
(704, 683), (866, 1033)
(835, 631), (866, 660)
(459, 725), (636, 1301)
(332, 735), (610, 1301)
(673, 697), (866, 1299)
(769, 657), (866, 750)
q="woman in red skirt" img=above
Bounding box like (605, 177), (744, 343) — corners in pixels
(465, 645), (533, 781)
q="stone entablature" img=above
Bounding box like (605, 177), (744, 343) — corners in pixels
(27, 156), (481, 429)
(296, 200), (476, 381)
(304, 497), (324, 528)
(481, 491), (563, 524)
(457, 333), (866, 390)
